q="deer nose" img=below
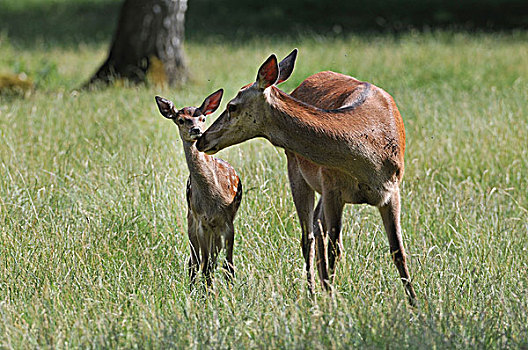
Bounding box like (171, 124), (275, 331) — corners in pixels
(190, 127), (202, 136)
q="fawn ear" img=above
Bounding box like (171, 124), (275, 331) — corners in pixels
(155, 96), (176, 119)
(277, 49), (297, 84)
(199, 89), (223, 116)
(256, 54), (279, 90)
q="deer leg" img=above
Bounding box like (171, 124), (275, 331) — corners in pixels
(200, 232), (213, 288)
(222, 223), (235, 282)
(313, 197), (330, 289)
(286, 152), (316, 294)
(209, 235), (222, 285)
(378, 189), (417, 306)
(322, 193), (345, 285)
(188, 215), (200, 287)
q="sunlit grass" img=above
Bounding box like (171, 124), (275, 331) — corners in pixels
(1, 31), (527, 347)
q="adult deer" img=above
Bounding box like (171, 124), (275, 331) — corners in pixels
(155, 90), (243, 287)
(196, 50), (416, 305)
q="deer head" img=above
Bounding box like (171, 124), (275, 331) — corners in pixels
(155, 89), (223, 143)
(196, 49), (298, 154)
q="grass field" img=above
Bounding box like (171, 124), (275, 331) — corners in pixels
(1, 5), (528, 347)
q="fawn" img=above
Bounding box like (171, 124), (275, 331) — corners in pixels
(155, 89), (242, 286)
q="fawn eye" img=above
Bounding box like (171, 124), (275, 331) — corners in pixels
(177, 118), (184, 125)
(227, 104), (237, 113)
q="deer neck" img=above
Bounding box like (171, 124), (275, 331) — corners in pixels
(262, 87), (354, 167)
(182, 140), (216, 189)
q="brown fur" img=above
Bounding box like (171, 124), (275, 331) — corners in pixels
(155, 92), (242, 287)
(196, 52), (416, 304)
(283, 71), (414, 303)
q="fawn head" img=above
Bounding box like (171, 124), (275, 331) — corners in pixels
(196, 49), (298, 154)
(155, 89), (223, 142)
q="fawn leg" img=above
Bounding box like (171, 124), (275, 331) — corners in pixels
(188, 215), (200, 287)
(222, 223), (235, 282)
(200, 232), (213, 288)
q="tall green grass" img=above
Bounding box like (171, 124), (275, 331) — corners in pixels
(1, 31), (527, 347)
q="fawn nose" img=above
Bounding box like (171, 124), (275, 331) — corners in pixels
(189, 127), (202, 137)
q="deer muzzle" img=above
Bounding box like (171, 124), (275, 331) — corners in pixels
(196, 134), (219, 154)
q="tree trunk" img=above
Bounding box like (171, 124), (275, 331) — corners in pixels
(86, 0), (187, 87)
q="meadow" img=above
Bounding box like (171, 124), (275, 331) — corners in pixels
(1, 1), (528, 347)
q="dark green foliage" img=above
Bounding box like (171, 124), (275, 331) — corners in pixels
(1, 0), (527, 47)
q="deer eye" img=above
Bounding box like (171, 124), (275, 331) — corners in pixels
(227, 104), (237, 113)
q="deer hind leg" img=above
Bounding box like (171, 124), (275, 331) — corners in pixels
(286, 152), (316, 294)
(378, 189), (417, 306)
(322, 193), (345, 286)
(222, 223), (235, 282)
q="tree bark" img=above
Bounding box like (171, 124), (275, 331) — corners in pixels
(86, 0), (187, 87)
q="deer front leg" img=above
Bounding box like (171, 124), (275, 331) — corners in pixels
(313, 197), (330, 289)
(286, 152), (316, 294)
(199, 232), (213, 288)
(378, 189), (417, 306)
(188, 215), (200, 287)
(222, 223), (235, 282)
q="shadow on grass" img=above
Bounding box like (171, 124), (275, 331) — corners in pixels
(0, 0), (121, 47)
(1, 0), (527, 47)
(186, 0), (528, 40)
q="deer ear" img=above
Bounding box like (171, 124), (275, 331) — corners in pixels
(277, 49), (297, 84)
(256, 54), (279, 90)
(199, 89), (223, 116)
(155, 96), (176, 119)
